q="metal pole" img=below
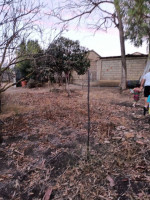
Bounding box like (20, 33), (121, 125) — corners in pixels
(87, 70), (90, 160)
(0, 68), (2, 113)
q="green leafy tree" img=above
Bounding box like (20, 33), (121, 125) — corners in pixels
(122, 0), (150, 49)
(40, 37), (90, 81)
(121, 0), (150, 80)
(16, 39), (43, 78)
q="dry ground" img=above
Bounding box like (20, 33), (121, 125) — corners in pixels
(0, 85), (150, 200)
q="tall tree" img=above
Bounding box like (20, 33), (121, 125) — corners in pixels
(114, 0), (127, 90)
(15, 39), (43, 78)
(51, 0), (128, 90)
(122, 0), (150, 50)
(122, 0), (150, 80)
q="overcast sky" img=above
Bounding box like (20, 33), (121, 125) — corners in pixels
(62, 27), (148, 57)
(39, 0), (148, 57)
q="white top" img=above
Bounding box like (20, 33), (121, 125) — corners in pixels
(143, 72), (150, 86)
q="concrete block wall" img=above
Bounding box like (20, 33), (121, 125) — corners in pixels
(89, 62), (97, 81)
(72, 71), (87, 85)
(101, 59), (121, 81)
(101, 57), (147, 81)
(126, 58), (147, 80)
(72, 50), (148, 86)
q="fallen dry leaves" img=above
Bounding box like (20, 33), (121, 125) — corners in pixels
(0, 85), (150, 199)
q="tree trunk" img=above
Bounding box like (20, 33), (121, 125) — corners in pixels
(65, 72), (71, 97)
(115, 1), (127, 90)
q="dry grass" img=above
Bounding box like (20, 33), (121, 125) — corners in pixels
(0, 85), (150, 200)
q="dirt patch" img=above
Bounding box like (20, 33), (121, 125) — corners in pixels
(0, 86), (150, 199)
(46, 151), (79, 178)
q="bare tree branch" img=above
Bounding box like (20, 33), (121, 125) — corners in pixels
(0, 71), (34, 93)
(50, 0), (127, 90)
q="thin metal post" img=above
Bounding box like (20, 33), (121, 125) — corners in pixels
(0, 69), (2, 113)
(87, 70), (90, 160)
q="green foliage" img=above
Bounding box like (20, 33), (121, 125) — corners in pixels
(122, 0), (150, 48)
(15, 37), (90, 84)
(39, 37), (90, 80)
(15, 39), (43, 78)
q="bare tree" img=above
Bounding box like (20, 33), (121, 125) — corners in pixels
(0, 0), (45, 112)
(50, 0), (127, 90)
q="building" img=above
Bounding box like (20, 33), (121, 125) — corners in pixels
(72, 50), (148, 87)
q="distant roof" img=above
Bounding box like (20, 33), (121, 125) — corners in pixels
(88, 50), (148, 59)
(101, 53), (148, 59)
(131, 52), (146, 55)
(88, 50), (101, 58)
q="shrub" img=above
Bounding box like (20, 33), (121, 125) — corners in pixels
(27, 79), (37, 88)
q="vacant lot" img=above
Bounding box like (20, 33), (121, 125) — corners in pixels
(0, 85), (150, 200)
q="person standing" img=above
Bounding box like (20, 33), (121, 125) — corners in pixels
(140, 70), (150, 115)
